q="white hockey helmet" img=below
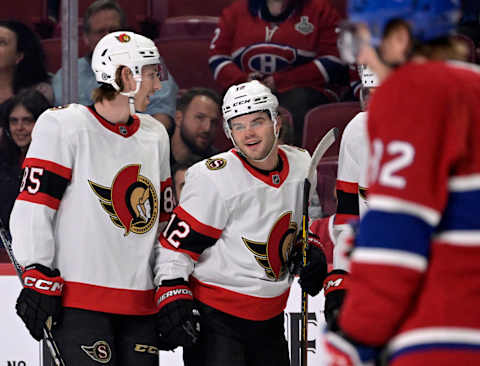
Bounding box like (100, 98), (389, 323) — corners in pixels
(359, 64), (379, 88)
(222, 80), (279, 141)
(91, 31), (167, 92)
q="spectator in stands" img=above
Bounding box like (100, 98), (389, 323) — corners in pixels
(172, 157), (202, 204)
(209, 0), (350, 144)
(458, 0), (480, 45)
(52, 0), (179, 131)
(0, 20), (53, 106)
(277, 114), (295, 145)
(0, 89), (51, 229)
(171, 87), (221, 166)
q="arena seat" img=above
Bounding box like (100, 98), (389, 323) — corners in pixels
(328, 0), (347, 18)
(0, 1), (48, 31)
(41, 38), (90, 74)
(316, 156), (338, 217)
(155, 38), (218, 92)
(157, 16), (218, 41)
(302, 101), (362, 157)
(152, 0), (236, 19)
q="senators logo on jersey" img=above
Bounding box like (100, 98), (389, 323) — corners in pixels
(89, 165), (158, 236)
(243, 212), (298, 281)
(81, 340), (112, 364)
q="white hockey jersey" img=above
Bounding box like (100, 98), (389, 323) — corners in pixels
(155, 146), (311, 320)
(335, 111), (369, 225)
(333, 111), (369, 269)
(10, 104), (172, 315)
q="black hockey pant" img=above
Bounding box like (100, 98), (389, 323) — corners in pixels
(51, 307), (160, 366)
(183, 302), (290, 366)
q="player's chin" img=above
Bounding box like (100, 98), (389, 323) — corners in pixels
(136, 101), (149, 112)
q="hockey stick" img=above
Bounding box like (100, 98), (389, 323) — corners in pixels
(300, 127), (339, 366)
(0, 220), (66, 366)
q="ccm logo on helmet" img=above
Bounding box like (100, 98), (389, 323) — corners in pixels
(23, 277), (64, 292)
(233, 99), (250, 107)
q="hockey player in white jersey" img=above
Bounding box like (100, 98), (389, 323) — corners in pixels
(11, 31), (173, 365)
(333, 64), (379, 270)
(154, 80), (328, 366)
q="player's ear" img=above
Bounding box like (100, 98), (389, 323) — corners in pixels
(119, 66), (135, 92)
(274, 112), (282, 136)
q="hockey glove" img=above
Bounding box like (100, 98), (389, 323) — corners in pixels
(155, 278), (200, 349)
(292, 233), (328, 296)
(16, 264), (64, 341)
(323, 269), (349, 331)
(324, 330), (378, 366)
(333, 221), (358, 271)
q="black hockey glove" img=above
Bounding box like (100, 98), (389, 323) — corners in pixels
(323, 269), (349, 331)
(155, 278), (200, 350)
(290, 233), (328, 296)
(16, 264), (64, 341)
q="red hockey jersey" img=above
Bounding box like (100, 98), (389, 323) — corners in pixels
(208, 0), (346, 93)
(339, 61), (480, 365)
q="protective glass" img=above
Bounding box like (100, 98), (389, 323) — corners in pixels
(337, 22), (372, 64)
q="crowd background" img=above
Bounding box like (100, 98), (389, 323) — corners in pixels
(0, 0), (478, 258)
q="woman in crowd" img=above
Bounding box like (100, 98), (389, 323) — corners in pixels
(0, 20), (53, 107)
(0, 89), (51, 228)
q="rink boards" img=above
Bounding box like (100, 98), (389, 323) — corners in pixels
(0, 263), (328, 365)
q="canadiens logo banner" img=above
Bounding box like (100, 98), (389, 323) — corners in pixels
(89, 165), (158, 236)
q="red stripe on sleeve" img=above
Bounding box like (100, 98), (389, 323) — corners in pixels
(17, 191), (61, 210)
(23, 158), (72, 180)
(336, 180), (358, 194)
(159, 177), (173, 223)
(175, 206), (222, 239)
(334, 213), (358, 225)
(161, 177), (172, 190)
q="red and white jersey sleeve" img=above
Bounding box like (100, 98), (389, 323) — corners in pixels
(10, 104), (171, 315)
(208, 0), (345, 93)
(334, 111), (368, 227)
(10, 107), (74, 269)
(156, 145), (311, 320)
(338, 61), (480, 363)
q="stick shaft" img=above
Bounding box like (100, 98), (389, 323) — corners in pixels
(0, 222), (66, 366)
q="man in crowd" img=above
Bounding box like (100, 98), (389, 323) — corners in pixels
(170, 87), (222, 166)
(52, 0), (178, 131)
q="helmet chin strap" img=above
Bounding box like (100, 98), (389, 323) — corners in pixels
(119, 78), (142, 116)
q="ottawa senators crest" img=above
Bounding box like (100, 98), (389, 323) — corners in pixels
(81, 340), (111, 364)
(243, 212), (298, 281)
(89, 165), (158, 236)
(115, 33), (131, 43)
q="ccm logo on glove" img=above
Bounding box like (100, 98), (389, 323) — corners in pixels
(22, 269), (64, 295)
